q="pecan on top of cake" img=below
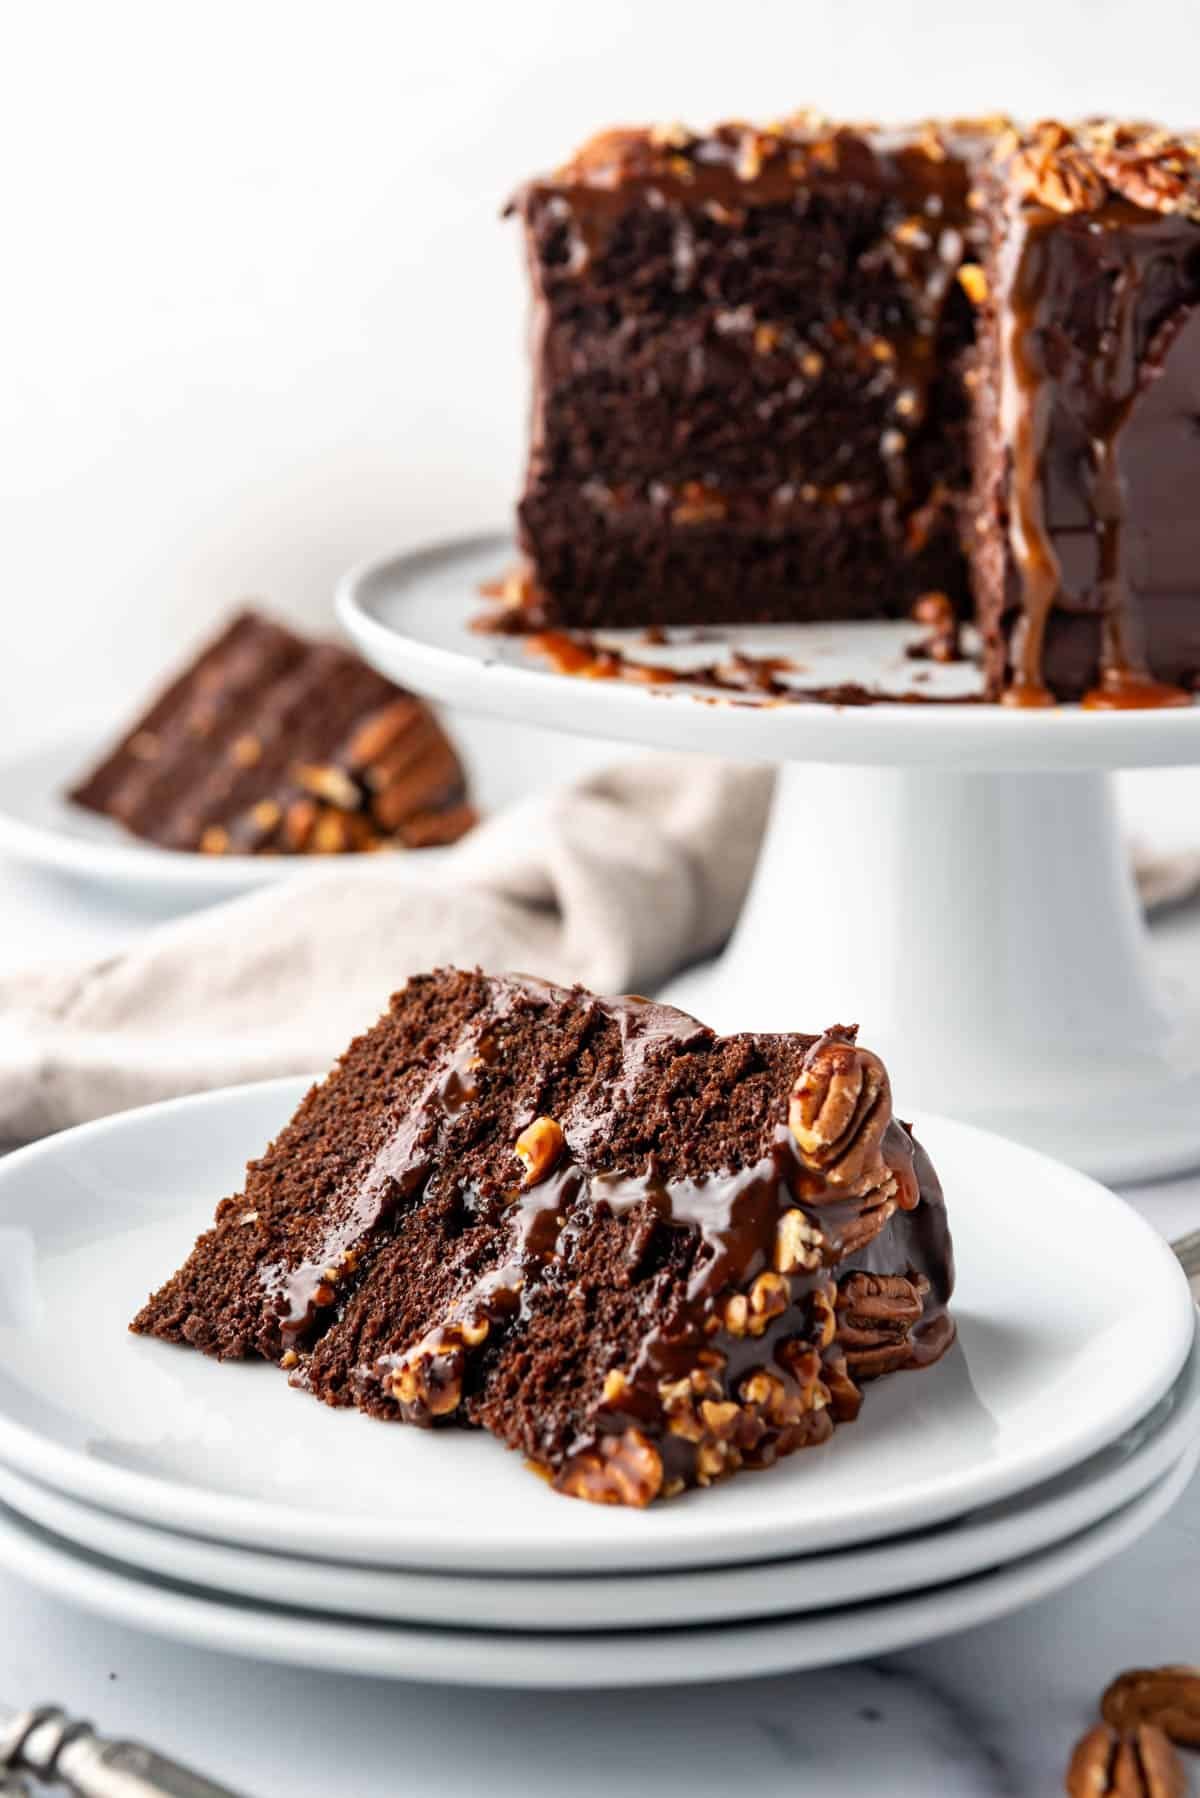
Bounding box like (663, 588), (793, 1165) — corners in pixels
(997, 117), (1200, 218)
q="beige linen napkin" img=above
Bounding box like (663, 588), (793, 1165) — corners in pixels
(2, 754), (1194, 1143)
(0, 758), (773, 1141)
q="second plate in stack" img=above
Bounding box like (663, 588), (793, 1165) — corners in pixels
(0, 1081), (1192, 1686)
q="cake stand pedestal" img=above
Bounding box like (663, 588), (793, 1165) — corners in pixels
(338, 533), (1200, 1184)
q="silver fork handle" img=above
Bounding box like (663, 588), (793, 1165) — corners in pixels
(0, 1710), (247, 1798)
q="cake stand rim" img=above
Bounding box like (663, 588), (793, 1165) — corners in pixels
(336, 532), (1200, 775)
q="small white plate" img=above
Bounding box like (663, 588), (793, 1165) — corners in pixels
(0, 1327), (1193, 1631)
(0, 1078), (1191, 1574)
(0, 1450), (1191, 1689)
(0, 716), (623, 899)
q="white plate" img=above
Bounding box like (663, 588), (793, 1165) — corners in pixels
(0, 1326), (1193, 1632)
(0, 1079), (1191, 1574)
(0, 716), (624, 898)
(0, 1449), (1191, 1689)
(336, 534), (1200, 773)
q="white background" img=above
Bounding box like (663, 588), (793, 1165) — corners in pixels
(5, 0), (1200, 750)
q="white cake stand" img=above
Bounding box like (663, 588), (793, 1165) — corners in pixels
(337, 533), (1200, 1184)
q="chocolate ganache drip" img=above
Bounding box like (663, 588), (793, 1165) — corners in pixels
(995, 121), (1200, 708)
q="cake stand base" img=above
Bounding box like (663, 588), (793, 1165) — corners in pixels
(661, 764), (1200, 1184)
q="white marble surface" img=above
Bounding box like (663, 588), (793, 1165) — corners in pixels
(1, 755), (1199, 1796)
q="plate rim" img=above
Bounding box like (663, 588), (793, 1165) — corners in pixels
(0, 1324), (1193, 1630)
(0, 1447), (1191, 1688)
(0, 1076), (1192, 1572)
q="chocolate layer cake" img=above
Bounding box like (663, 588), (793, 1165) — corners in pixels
(70, 610), (475, 853)
(132, 969), (954, 1506)
(510, 113), (1200, 705)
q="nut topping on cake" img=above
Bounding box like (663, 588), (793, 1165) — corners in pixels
(1010, 121), (1108, 212)
(788, 1029), (895, 1198)
(554, 1428), (664, 1507)
(1065, 1723), (1186, 1798)
(773, 1208), (825, 1273)
(514, 1116), (565, 1188)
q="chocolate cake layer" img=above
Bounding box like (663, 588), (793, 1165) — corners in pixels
(969, 119), (1200, 705)
(511, 116), (995, 632)
(70, 610), (475, 854)
(132, 969), (954, 1507)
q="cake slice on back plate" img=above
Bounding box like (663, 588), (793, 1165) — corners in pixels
(132, 969), (954, 1505)
(70, 609), (476, 855)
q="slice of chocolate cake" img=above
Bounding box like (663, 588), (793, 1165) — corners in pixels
(70, 610), (475, 854)
(509, 115), (997, 635)
(970, 119), (1200, 706)
(132, 969), (954, 1507)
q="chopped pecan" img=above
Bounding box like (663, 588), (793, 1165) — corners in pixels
(387, 1329), (466, 1422)
(774, 1208), (824, 1274)
(1103, 1667), (1200, 1747)
(1065, 1722), (1186, 1798)
(695, 1437), (742, 1485)
(1006, 120), (1105, 213)
(659, 1365), (724, 1441)
(671, 481), (727, 524)
(810, 1282), (838, 1349)
(295, 763), (362, 811)
(788, 1030), (896, 1200)
(230, 733), (262, 768)
(554, 1428), (663, 1507)
(514, 1116), (565, 1188)
(748, 1270), (790, 1332)
(744, 1355), (828, 1428)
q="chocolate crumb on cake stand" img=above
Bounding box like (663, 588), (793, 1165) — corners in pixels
(339, 532), (1200, 1185)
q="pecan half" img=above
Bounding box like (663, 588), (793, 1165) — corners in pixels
(788, 1030), (896, 1199)
(554, 1428), (663, 1507)
(1013, 140), (1106, 212)
(1065, 1722), (1186, 1798)
(835, 1272), (926, 1377)
(1102, 1667), (1200, 1748)
(1092, 144), (1200, 218)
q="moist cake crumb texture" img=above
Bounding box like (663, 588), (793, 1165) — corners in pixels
(132, 968), (954, 1506)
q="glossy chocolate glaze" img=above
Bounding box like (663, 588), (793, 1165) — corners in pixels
(266, 976), (954, 1501)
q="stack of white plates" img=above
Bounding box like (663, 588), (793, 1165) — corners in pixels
(0, 1079), (1194, 1689)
